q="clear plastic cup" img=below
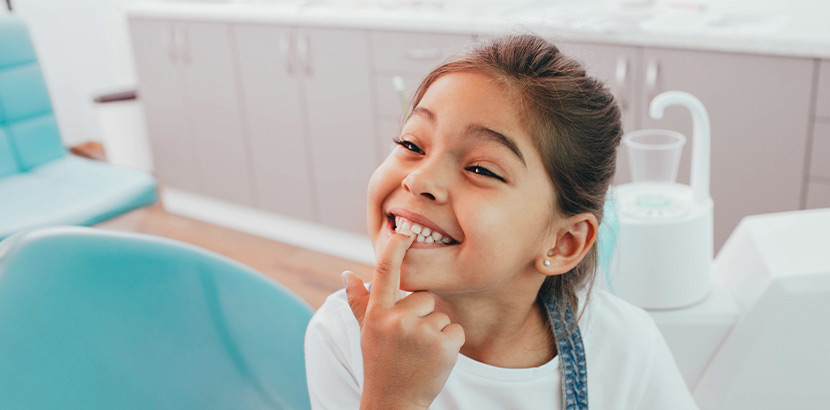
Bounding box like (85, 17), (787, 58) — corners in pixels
(623, 129), (686, 184)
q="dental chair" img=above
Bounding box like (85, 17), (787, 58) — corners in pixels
(0, 227), (313, 410)
(0, 15), (157, 240)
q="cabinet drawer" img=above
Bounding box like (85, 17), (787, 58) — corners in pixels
(817, 60), (830, 119)
(811, 122), (830, 179)
(370, 30), (475, 74)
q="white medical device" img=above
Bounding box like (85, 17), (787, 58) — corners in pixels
(612, 91), (714, 309)
(693, 208), (830, 408)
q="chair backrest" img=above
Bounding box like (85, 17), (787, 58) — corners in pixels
(0, 15), (65, 177)
(0, 227), (313, 410)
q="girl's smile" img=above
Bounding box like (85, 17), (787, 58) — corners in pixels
(385, 208), (460, 249)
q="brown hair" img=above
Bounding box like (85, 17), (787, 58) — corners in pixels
(409, 34), (622, 318)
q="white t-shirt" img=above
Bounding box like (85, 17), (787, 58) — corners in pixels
(304, 287), (699, 409)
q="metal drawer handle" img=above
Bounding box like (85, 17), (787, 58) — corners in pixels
(297, 33), (312, 76)
(615, 55), (629, 112)
(645, 59), (661, 101)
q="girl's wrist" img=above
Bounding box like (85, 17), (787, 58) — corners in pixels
(360, 395), (430, 410)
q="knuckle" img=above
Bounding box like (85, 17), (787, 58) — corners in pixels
(375, 259), (395, 274)
(434, 312), (450, 324)
(413, 291), (436, 309)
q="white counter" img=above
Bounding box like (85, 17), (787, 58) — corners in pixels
(127, 0), (830, 59)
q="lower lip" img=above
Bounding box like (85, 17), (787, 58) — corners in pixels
(385, 217), (456, 249)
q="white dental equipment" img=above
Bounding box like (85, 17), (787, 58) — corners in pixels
(611, 91), (714, 309)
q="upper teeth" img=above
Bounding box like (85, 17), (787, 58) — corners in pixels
(395, 216), (453, 244)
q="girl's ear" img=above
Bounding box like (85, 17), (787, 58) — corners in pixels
(535, 213), (598, 276)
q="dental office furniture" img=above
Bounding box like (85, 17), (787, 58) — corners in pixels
(125, 1), (829, 254)
(0, 226), (313, 410)
(0, 15), (157, 240)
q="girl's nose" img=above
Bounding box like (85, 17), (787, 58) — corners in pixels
(401, 162), (449, 203)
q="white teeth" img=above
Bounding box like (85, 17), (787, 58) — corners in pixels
(393, 215), (455, 245)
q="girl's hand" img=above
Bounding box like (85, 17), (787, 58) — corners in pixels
(343, 232), (465, 410)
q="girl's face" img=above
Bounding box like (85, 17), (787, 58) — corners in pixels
(367, 71), (559, 295)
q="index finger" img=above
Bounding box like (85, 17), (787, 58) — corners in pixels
(369, 232), (416, 309)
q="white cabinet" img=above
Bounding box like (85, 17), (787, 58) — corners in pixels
(130, 19), (255, 206)
(301, 28), (376, 234)
(235, 25), (376, 234)
(129, 19), (199, 193)
(232, 25), (315, 223)
(133, 19), (375, 235)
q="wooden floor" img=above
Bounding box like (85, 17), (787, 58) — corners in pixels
(96, 201), (376, 309)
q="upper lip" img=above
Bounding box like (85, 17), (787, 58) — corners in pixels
(387, 208), (459, 242)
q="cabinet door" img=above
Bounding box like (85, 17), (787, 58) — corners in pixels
(555, 42), (642, 185)
(301, 28), (376, 235)
(129, 19), (202, 193)
(179, 21), (255, 206)
(232, 25), (315, 222)
(638, 48), (814, 250)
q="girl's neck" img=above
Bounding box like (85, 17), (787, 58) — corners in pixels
(433, 290), (556, 369)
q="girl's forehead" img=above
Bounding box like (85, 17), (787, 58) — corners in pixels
(413, 72), (541, 162)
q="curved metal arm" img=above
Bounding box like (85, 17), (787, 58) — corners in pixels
(650, 91), (711, 205)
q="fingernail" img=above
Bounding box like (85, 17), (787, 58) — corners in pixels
(341, 270), (352, 288)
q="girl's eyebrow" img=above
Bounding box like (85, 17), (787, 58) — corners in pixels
(464, 124), (527, 169)
(410, 106), (527, 169)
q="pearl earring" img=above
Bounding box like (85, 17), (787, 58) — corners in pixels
(544, 260), (551, 267)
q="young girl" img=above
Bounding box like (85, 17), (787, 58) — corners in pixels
(305, 34), (697, 410)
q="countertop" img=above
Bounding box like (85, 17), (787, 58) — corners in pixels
(126, 0), (830, 60)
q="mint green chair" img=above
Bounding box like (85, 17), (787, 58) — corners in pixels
(0, 227), (313, 410)
(0, 16), (157, 240)
(598, 195), (620, 292)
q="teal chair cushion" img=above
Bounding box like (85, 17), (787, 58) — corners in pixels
(4, 114), (64, 170)
(0, 16), (36, 69)
(0, 15), (65, 170)
(0, 155), (157, 240)
(0, 64), (53, 122)
(0, 128), (19, 176)
(0, 227), (314, 410)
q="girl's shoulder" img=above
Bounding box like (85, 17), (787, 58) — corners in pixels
(578, 288), (656, 335)
(578, 287), (663, 367)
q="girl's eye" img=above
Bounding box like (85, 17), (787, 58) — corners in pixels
(393, 137), (425, 154)
(466, 165), (505, 182)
